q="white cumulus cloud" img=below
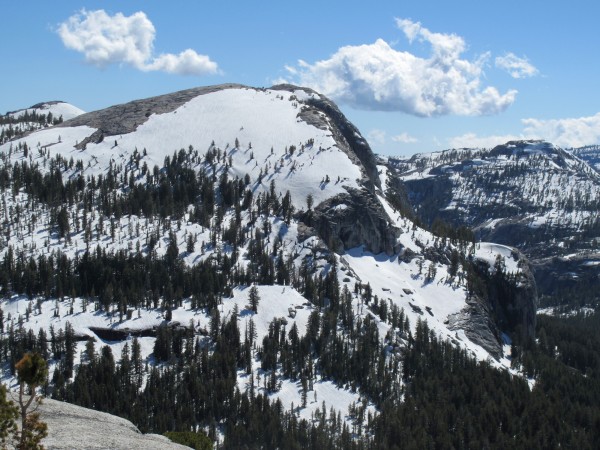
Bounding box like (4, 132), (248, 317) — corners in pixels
(284, 18), (517, 117)
(145, 49), (218, 76)
(495, 53), (538, 79)
(57, 9), (218, 76)
(522, 113), (600, 148)
(448, 113), (600, 149)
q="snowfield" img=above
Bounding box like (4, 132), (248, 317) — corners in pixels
(0, 85), (525, 437)
(8, 101), (85, 121)
(1, 102), (85, 147)
(2, 88), (361, 209)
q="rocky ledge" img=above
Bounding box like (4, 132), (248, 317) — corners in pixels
(31, 397), (191, 449)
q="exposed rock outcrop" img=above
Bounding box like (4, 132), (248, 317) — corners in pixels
(273, 86), (395, 256)
(447, 299), (503, 359)
(447, 250), (537, 358)
(30, 397), (191, 449)
(310, 187), (399, 255)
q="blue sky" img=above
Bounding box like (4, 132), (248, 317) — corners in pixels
(2, 0), (600, 156)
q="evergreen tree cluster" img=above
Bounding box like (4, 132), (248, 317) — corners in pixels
(1, 137), (600, 448)
(0, 109), (63, 144)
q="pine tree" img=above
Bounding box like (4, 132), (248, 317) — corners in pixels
(306, 193), (313, 211)
(15, 352), (48, 450)
(57, 207), (70, 239)
(301, 375), (308, 408)
(448, 249), (460, 279)
(248, 285), (260, 313)
(131, 337), (143, 388)
(186, 233), (195, 253)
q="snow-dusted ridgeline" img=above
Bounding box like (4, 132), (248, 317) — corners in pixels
(1, 101), (84, 145)
(8, 101), (85, 121)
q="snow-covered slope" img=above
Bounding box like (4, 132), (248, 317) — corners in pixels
(387, 139), (600, 301)
(571, 144), (600, 173)
(1, 101), (84, 145)
(10, 87), (361, 208)
(0, 85), (536, 439)
(8, 101), (85, 121)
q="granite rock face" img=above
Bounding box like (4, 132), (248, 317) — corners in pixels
(29, 397), (191, 449)
(447, 299), (504, 359)
(490, 258), (538, 342)
(271, 86), (396, 255)
(310, 188), (400, 255)
(448, 251), (538, 359)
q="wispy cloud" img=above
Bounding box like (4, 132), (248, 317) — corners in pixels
(367, 129), (418, 146)
(495, 53), (538, 79)
(448, 132), (522, 149)
(283, 18), (517, 117)
(392, 132), (418, 144)
(57, 9), (218, 76)
(367, 129), (387, 145)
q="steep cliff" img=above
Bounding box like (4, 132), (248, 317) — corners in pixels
(310, 187), (400, 255)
